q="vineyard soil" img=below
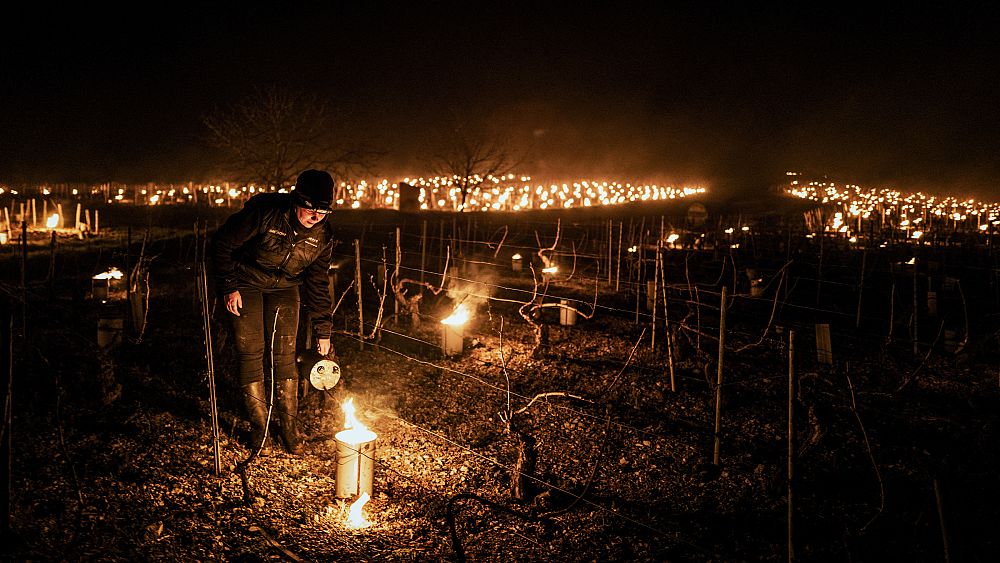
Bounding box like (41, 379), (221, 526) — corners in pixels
(2, 202), (998, 562)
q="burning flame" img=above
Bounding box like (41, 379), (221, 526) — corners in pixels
(347, 492), (371, 528)
(441, 303), (471, 326)
(93, 267), (124, 280)
(336, 398), (377, 445)
(542, 266), (558, 274)
(511, 253), (522, 260)
(46, 214), (60, 229)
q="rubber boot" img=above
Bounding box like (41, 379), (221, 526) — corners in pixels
(242, 381), (272, 456)
(277, 378), (303, 454)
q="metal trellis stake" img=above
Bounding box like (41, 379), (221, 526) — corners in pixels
(2, 299), (12, 535)
(787, 329), (796, 563)
(355, 239), (364, 351)
(198, 262), (222, 476)
(712, 285), (727, 466)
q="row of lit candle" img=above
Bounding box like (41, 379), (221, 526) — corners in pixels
(2, 175), (706, 212)
(785, 177), (1000, 229)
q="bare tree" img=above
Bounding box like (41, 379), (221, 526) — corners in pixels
(203, 86), (382, 189)
(432, 119), (521, 211)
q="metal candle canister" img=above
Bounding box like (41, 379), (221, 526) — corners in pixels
(92, 279), (110, 301)
(559, 299), (577, 326)
(441, 323), (464, 356)
(335, 428), (377, 499)
(511, 253), (522, 271)
(92, 267), (124, 301)
(440, 303), (470, 356)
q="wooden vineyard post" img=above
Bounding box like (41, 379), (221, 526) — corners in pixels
(451, 216), (457, 264)
(638, 216), (646, 289)
(660, 246), (676, 392)
(192, 222), (200, 313)
(125, 226), (133, 336)
(651, 241), (659, 351)
(47, 231), (56, 298)
(816, 231), (825, 307)
(712, 286), (728, 466)
(616, 221), (623, 292)
(20, 222), (26, 351)
(193, 221), (201, 266)
(420, 220), (427, 287)
(1, 298), (11, 536)
(438, 219), (444, 273)
(787, 330), (796, 563)
(355, 239), (364, 351)
(466, 214), (472, 259)
(607, 219), (613, 285)
(856, 248), (867, 329)
(815, 324), (833, 365)
(913, 258), (920, 356)
(394, 227), (401, 319)
(635, 223), (645, 325)
(19, 223), (26, 290)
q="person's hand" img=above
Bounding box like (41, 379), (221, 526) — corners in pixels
(317, 337), (331, 356)
(225, 290), (242, 316)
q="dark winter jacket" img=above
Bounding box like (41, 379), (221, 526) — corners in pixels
(211, 192), (336, 338)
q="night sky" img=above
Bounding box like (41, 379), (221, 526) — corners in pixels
(3, 3), (1000, 199)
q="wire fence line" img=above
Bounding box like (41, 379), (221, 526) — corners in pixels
(323, 331), (714, 556)
(4, 208), (998, 559)
(7, 210), (992, 369)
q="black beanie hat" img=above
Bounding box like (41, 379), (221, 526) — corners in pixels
(294, 169), (335, 211)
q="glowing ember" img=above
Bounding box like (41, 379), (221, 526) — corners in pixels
(46, 214), (60, 229)
(441, 303), (471, 326)
(336, 398), (377, 445)
(347, 492), (371, 528)
(93, 267), (124, 280)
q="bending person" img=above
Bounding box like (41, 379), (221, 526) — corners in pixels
(212, 169), (336, 455)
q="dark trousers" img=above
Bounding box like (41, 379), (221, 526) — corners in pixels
(230, 285), (300, 386)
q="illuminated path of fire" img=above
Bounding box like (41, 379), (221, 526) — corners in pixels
(10, 175), (1000, 223)
(1, 175), (706, 213)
